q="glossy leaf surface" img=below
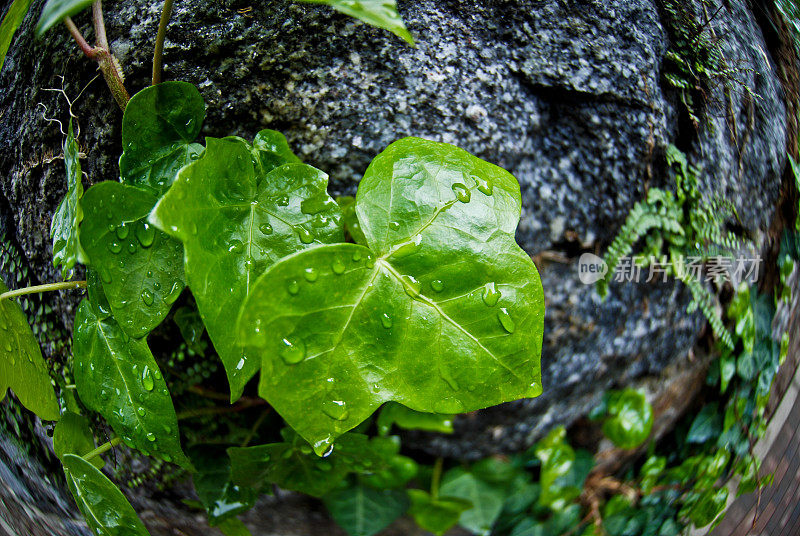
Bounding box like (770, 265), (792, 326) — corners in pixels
(0, 0), (33, 70)
(54, 411), (104, 469)
(324, 483), (409, 536)
(51, 120), (84, 279)
(35, 0), (93, 35)
(228, 431), (395, 497)
(239, 137), (544, 453)
(299, 0), (414, 45)
(150, 137), (343, 399)
(0, 281), (59, 420)
(119, 82), (205, 196)
(190, 447), (257, 525)
(72, 300), (192, 469)
(407, 489), (471, 536)
(598, 389), (654, 449)
(174, 305), (205, 351)
(250, 129), (301, 174)
(81, 181), (185, 339)
(337, 196), (368, 246)
(62, 453), (151, 536)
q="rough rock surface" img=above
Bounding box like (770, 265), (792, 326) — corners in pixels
(0, 0), (788, 533)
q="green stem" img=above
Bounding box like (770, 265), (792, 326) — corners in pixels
(0, 281), (86, 301)
(152, 0), (175, 85)
(83, 437), (122, 461)
(431, 457), (443, 499)
(91, 1), (109, 50)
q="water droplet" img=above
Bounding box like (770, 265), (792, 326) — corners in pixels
(136, 223), (155, 248)
(162, 453), (172, 462)
(391, 234), (422, 259)
(137, 407), (146, 417)
(189, 222), (198, 235)
(277, 195), (289, 206)
(287, 279), (300, 295)
(115, 224), (130, 239)
(279, 337), (306, 364)
(165, 282), (182, 304)
(127, 241), (137, 254)
(100, 389), (109, 401)
(141, 289), (154, 306)
(303, 267), (318, 282)
(236, 358), (245, 370)
(141, 366), (155, 391)
(228, 239), (245, 254)
(259, 223), (273, 235)
(332, 258), (346, 275)
(108, 241), (123, 254)
(146, 432), (156, 442)
(312, 214), (330, 228)
(322, 400), (349, 421)
(452, 183), (471, 203)
(497, 307), (515, 333)
(435, 397), (466, 414)
(431, 279), (444, 292)
(153, 282), (161, 291)
(296, 226), (314, 244)
(321, 444), (335, 457)
(352, 250), (362, 262)
(99, 267), (112, 283)
(401, 274), (422, 298)
(154, 370), (162, 380)
(380, 313), (393, 329)
(389, 221), (400, 231)
(122, 436), (135, 448)
(163, 425), (172, 433)
(185, 118), (195, 129)
(482, 282), (501, 307)
(474, 175), (494, 196)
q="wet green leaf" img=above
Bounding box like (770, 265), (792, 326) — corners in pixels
(0, 281), (59, 420)
(337, 196), (368, 246)
(173, 305), (205, 350)
(686, 403), (722, 444)
(406, 489), (471, 536)
(61, 453), (151, 536)
(53, 411), (104, 469)
(250, 129), (302, 174)
(150, 136), (343, 400)
(228, 431), (395, 497)
(532, 426), (577, 510)
(360, 452), (418, 489)
(80, 181), (185, 339)
(87, 268), (112, 320)
(440, 467), (508, 535)
(299, 0), (414, 45)
(239, 137), (544, 454)
(376, 401), (453, 436)
(36, 0), (93, 35)
(324, 483), (409, 536)
(0, 0), (33, 70)
(190, 446), (257, 525)
(119, 82), (205, 196)
(72, 300), (192, 469)
(599, 389), (653, 449)
(51, 120), (84, 280)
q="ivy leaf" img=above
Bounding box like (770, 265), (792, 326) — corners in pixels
(173, 305), (205, 351)
(686, 403), (722, 444)
(119, 82), (205, 196)
(61, 453), (151, 536)
(51, 120), (84, 280)
(324, 483), (409, 536)
(0, 0), (33, 70)
(337, 196), (368, 246)
(376, 401), (453, 436)
(532, 426), (577, 510)
(35, 0), (93, 35)
(80, 181), (185, 339)
(299, 0), (414, 45)
(228, 431), (395, 497)
(440, 467), (508, 535)
(72, 300), (192, 470)
(238, 137), (544, 454)
(250, 129), (302, 174)
(0, 282), (59, 420)
(406, 489), (471, 536)
(86, 268), (112, 320)
(599, 389), (654, 449)
(190, 446), (258, 526)
(150, 136), (343, 400)
(53, 411), (104, 469)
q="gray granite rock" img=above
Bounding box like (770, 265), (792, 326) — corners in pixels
(0, 0), (789, 532)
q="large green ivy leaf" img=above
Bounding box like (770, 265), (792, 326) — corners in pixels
(80, 181), (185, 339)
(440, 467), (509, 536)
(51, 120), (84, 280)
(407, 490), (471, 536)
(150, 137), (343, 400)
(238, 137), (544, 454)
(0, 282), (59, 420)
(72, 300), (192, 469)
(61, 453), (151, 536)
(53, 411), (104, 469)
(119, 82), (205, 196)
(35, 0), (92, 35)
(1, 0), (32, 73)
(228, 430), (395, 497)
(298, 0), (414, 45)
(190, 447), (257, 526)
(324, 483), (409, 536)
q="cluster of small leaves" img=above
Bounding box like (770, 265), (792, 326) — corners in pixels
(598, 144), (742, 348)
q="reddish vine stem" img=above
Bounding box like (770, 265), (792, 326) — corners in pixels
(91, 1), (109, 50)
